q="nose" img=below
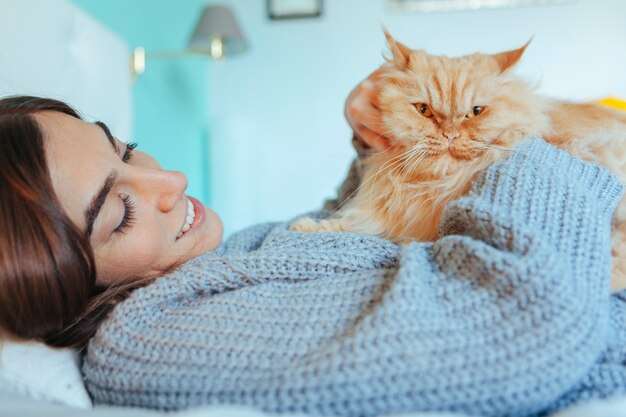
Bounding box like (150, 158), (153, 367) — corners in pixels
(443, 130), (460, 143)
(133, 168), (188, 213)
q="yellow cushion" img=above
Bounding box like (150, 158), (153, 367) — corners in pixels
(600, 97), (626, 111)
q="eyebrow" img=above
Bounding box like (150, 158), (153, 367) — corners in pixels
(85, 171), (118, 237)
(95, 121), (119, 154)
(84, 122), (120, 237)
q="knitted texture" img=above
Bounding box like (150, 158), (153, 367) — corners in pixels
(82, 139), (626, 417)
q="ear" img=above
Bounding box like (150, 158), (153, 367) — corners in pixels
(493, 39), (531, 73)
(383, 29), (412, 69)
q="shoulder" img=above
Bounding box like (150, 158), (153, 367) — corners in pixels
(221, 221), (283, 254)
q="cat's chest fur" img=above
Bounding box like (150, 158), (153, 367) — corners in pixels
(340, 152), (496, 243)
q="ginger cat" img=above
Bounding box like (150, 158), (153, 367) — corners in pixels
(292, 33), (626, 292)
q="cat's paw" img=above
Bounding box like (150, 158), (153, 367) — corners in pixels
(290, 217), (346, 233)
(289, 217), (321, 232)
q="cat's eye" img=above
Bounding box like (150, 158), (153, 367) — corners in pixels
(416, 103), (433, 118)
(465, 106), (484, 119)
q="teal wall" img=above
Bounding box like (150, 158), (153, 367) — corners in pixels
(72, 0), (209, 202)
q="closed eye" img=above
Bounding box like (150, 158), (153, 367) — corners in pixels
(116, 143), (138, 235)
(114, 194), (136, 234)
(122, 142), (138, 163)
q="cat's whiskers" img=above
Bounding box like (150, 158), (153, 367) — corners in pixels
(399, 146), (427, 172)
(403, 148), (430, 182)
(331, 147), (416, 214)
(396, 147), (429, 186)
(393, 146), (421, 176)
(373, 147), (430, 216)
(368, 147), (427, 209)
(401, 154), (430, 189)
(391, 148), (420, 188)
(473, 142), (517, 153)
(374, 147), (420, 186)
(418, 156), (494, 209)
(390, 146), (427, 181)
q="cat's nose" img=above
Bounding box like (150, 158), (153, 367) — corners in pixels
(443, 130), (460, 142)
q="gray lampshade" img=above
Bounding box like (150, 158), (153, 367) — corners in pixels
(187, 5), (247, 56)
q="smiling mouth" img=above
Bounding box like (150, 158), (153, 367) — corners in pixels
(176, 198), (196, 239)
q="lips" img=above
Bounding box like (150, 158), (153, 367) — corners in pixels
(176, 198), (196, 239)
(175, 196), (208, 241)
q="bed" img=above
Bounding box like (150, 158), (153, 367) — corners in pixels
(0, 1), (625, 416)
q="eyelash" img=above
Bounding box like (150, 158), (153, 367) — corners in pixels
(114, 194), (136, 234)
(122, 142), (138, 162)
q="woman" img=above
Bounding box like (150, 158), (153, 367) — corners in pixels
(0, 74), (625, 417)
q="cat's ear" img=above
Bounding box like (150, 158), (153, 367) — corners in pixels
(383, 30), (412, 69)
(493, 39), (531, 73)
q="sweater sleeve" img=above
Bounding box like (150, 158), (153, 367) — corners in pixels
(83, 139), (625, 417)
(397, 138), (623, 416)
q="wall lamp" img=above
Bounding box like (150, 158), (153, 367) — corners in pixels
(131, 5), (247, 75)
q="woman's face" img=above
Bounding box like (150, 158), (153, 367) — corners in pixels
(37, 111), (223, 285)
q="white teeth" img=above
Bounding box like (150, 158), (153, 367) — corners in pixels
(177, 198), (196, 239)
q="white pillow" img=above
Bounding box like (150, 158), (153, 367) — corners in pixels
(0, 340), (92, 409)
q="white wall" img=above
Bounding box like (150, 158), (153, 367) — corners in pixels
(208, 0), (626, 236)
(0, 0), (132, 140)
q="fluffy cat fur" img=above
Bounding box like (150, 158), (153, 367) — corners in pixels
(291, 33), (626, 292)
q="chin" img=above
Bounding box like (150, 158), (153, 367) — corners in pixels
(181, 206), (223, 260)
(202, 206), (224, 251)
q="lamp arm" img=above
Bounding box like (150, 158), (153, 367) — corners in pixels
(131, 47), (211, 75)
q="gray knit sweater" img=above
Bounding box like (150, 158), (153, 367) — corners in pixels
(83, 139), (626, 417)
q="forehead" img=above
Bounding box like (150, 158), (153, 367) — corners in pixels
(35, 111), (114, 231)
(403, 53), (497, 113)
(36, 111), (109, 167)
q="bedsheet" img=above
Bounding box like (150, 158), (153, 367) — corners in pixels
(1, 390), (625, 417)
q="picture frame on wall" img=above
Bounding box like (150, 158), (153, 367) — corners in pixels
(267, 0), (323, 20)
(388, 0), (573, 13)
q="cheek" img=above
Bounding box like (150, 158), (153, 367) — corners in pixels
(129, 233), (168, 266)
(460, 119), (479, 136)
(95, 232), (169, 284)
(380, 105), (435, 144)
(465, 112), (510, 140)
(379, 87), (435, 144)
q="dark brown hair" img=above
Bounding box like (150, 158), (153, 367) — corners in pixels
(0, 96), (145, 349)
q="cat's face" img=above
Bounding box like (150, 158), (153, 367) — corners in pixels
(378, 33), (548, 172)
